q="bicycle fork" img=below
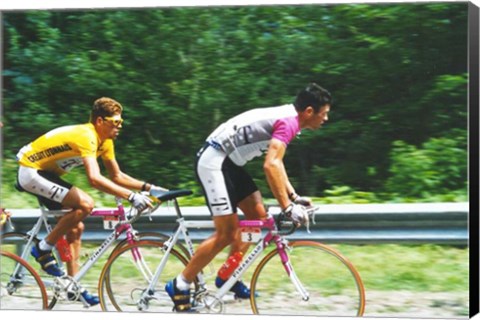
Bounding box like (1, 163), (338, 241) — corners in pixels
(276, 238), (310, 301)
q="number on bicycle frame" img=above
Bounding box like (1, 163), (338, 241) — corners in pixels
(240, 227), (262, 243)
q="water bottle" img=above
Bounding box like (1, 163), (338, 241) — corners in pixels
(217, 252), (243, 280)
(56, 236), (72, 262)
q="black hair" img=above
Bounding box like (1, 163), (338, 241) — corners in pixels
(293, 83), (332, 113)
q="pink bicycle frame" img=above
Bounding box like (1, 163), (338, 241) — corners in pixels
(90, 202), (133, 244)
(238, 216), (293, 275)
(88, 201), (140, 258)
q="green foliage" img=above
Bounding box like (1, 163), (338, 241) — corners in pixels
(386, 130), (467, 199)
(1, 3), (469, 204)
(316, 186), (381, 204)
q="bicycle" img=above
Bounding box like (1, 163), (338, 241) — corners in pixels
(0, 191), (188, 309)
(1, 209), (49, 310)
(98, 189), (366, 317)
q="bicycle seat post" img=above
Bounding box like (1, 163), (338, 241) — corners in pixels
(173, 198), (183, 219)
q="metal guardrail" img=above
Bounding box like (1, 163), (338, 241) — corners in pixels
(0, 202), (469, 245)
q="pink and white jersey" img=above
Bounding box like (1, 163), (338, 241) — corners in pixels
(206, 104), (300, 166)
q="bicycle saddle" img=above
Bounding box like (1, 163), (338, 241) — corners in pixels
(151, 189), (193, 202)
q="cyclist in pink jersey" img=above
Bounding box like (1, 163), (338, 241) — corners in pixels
(16, 97), (166, 306)
(166, 83), (332, 312)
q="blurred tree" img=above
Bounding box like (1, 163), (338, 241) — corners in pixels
(2, 3), (468, 200)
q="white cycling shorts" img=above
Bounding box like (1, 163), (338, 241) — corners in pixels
(17, 166), (71, 205)
(195, 144), (258, 216)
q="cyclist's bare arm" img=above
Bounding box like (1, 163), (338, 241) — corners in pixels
(280, 160), (297, 199)
(83, 156), (132, 200)
(103, 158), (150, 191)
(264, 138), (293, 209)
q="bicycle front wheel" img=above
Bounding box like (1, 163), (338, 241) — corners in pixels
(98, 240), (191, 312)
(250, 241), (365, 317)
(1, 251), (49, 310)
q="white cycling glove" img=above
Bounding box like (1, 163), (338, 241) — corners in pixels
(128, 192), (153, 212)
(149, 184), (169, 194)
(283, 203), (309, 227)
(148, 184), (169, 199)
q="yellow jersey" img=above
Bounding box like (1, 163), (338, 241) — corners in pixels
(16, 123), (115, 175)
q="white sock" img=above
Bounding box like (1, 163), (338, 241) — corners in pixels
(39, 239), (54, 251)
(175, 274), (191, 291)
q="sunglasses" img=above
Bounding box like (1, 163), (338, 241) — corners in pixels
(103, 115), (124, 127)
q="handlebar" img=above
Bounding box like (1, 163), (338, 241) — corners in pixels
(274, 205), (319, 236)
(122, 191), (317, 237)
(123, 189), (193, 224)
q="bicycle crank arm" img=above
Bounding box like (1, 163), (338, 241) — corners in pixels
(192, 291), (224, 313)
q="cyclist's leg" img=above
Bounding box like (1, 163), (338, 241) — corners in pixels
(46, 187), (99, 305)
(45, 187), (93, 245)
(17, 167), (72, 276)
(17, 166), (94, 246)
(65, 221), (85, 276)
(198, 146), (260, 297)
(17, 166), (98, 299)
(192, 144), (251, 276)
(166, 145), (240, 311)
(165, 213), (239, 311)
(231, 190), (268, 255)
(213, 191), (267, 299)
(238, 190), (267, 220)
(182, 214), (239, 282)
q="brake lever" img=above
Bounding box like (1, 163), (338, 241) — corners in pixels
(305, 206), (319, 234)
(307, 206), (319, 224)
(7, 216), (14, 231)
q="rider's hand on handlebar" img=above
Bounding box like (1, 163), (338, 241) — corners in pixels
(292, 194), (313, 207)
(283, 203), (309, 227)
(128, 192), (153, 213)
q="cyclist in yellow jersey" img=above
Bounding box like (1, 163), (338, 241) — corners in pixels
(17, 123), (116, 176)
(16, 97), (167, 306)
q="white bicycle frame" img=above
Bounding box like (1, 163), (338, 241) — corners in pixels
(138, 211), (310, 310)
(8, 200), (142, 307)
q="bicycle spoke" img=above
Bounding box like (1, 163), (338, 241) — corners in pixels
(99, 240), (190, 312)
(1, 232), (60, 308)
(1, 251), (49, 310)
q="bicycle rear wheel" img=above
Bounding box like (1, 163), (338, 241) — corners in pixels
(1, 251), (49, 310)
(1, 231), (60, 309)
(98, 240), (191, 312)
(0, 232), (40, 261)
(250, 241), (365, 317)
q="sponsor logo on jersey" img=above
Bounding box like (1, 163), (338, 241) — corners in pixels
(27, 144), (72, 162)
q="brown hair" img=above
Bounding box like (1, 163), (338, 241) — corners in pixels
(90, 97), (123, 123)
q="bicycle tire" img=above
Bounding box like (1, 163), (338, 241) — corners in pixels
(250, 240), (365, 317)
(1, 232), (40, 254)
(100, 232), (189, 307)
(98, 240), (193, 312)
(2, 231), (189, 310)
(1, 231), (62, 309)
(1, 250), (49, 310)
